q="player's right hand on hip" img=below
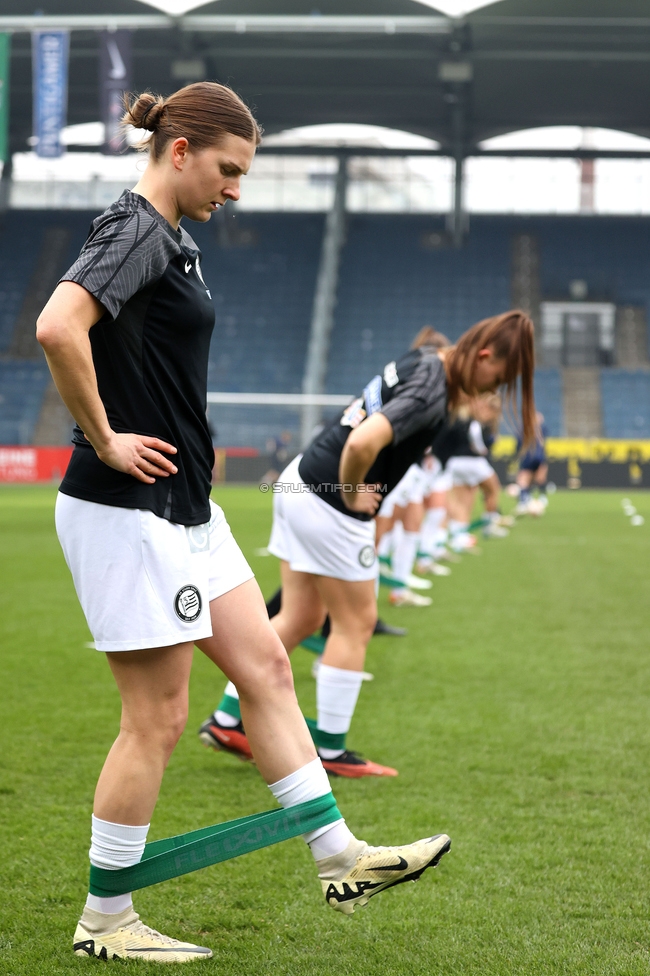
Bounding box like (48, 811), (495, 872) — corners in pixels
(341, 485), (383, 515)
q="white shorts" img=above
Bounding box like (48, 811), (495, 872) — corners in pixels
(268, 455), (377, 582)
(55, 493), (254, 652)
(430, 468), (453, 494)
(378, 464), (427, 518)
(446, 456), (495, 488)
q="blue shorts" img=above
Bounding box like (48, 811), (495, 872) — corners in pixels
(519, 452), (546, 472)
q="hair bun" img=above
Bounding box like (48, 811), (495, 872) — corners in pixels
(122, 92), (165, 132)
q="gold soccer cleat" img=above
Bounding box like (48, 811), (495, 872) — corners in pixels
(73, 907), (212, 963)
(318, 834), (451, 915)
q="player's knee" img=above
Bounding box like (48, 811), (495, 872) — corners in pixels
(356, 606), (377, 644)
(265, 643), (295, 693)
(157, 699), (188, 754)
(238, 638), (295, 701)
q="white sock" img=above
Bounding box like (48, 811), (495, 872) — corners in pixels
(420, 508), (447, 555)
(391, 530), (420, 583)
(86, 816), (149, 914)
(316, 664), (364, 759)
(269, 757), (354, 860)
(377, 529), (393, 559)
(391, 519), (404, 552)
(449, 519), (468, 537)
(216, 680), (240, 727)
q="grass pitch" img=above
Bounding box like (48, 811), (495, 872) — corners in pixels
(0, 485), (649, 975)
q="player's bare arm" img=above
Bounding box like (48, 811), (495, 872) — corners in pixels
(37, 281), (177, 484)
(338, 412), (393, 514)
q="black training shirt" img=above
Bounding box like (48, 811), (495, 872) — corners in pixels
(58, 190), (216, 526)
(432, 418), (492, 467)
(299, 349), (448, 521)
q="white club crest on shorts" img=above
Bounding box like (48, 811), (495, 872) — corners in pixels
(358, 545), (376, 569)
(174, 585), (202, 622)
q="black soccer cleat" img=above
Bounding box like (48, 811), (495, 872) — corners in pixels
(373, 618), (408, 637)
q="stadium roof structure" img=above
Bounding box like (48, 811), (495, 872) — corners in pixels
(6, 0), (650, 241)
(5, 0), (650, 154)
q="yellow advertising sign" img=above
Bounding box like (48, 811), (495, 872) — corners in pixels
(492, 437), (650, 463)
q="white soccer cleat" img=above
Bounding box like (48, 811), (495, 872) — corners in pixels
(319, 834), (451, 915)
(496, 514), (516, 527)
(389, 588), (432, 608)
(406, 573), (433, 590)
(482, 522), (509, 539)
(449, 532), (477, 553)
(416, 558), (451, 577)
(73, 908), (212, 963)
(526, 499), (546, 517)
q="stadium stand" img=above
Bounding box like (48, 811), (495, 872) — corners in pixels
(326, 215), (511, 394)
(1, 211), (650, 446)
(0, 211), (91, 355)
(0, 247), (37, 353)
(601, 370), (650, 439)
(0, 361), (51, 444)
(190, 213), (325, 450)
(532, 369), (563, 437)
(191, 213), (324, 394)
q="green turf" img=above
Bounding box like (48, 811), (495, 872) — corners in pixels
(1, 485), (649, 974)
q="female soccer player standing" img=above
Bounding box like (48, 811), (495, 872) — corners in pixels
(37, 83), (450, 963)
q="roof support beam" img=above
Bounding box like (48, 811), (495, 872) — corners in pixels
(0, 14), (450, 35)
(175, 47), (650, 63)
(256, 147), (650, 160)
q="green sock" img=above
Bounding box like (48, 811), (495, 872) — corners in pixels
(301, 633), (327, 655)
(305, 717), (347, 753)
(216, 689), (241, 724)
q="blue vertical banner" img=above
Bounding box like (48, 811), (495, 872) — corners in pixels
(32, 30), (69, 158)
(100, 30), (132, 154)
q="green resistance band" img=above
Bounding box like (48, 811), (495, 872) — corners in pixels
(89, 793), (341, 897)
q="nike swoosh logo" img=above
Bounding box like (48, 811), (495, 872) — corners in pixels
(184, 260), (192, 273)
(370, 857), (408, 871)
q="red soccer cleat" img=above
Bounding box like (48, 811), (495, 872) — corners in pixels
(198, 715), (254, 762)
(319, 750), (398, 778)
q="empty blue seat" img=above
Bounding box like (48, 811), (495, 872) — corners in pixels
(0, 361), (51, 444)
(601, 371), (650, 438)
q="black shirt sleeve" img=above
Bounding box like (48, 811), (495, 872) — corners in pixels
(380, 355), (447, 446)
(60, 209), (180, 320)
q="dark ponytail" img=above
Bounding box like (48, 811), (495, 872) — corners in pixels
(122, 83), (262, 160)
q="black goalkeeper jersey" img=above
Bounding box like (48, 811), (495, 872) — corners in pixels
(58, 190), (216, 526)
(299, 349), (448, 521)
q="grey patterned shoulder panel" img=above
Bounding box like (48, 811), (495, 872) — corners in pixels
(60, 205), (181, 320)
